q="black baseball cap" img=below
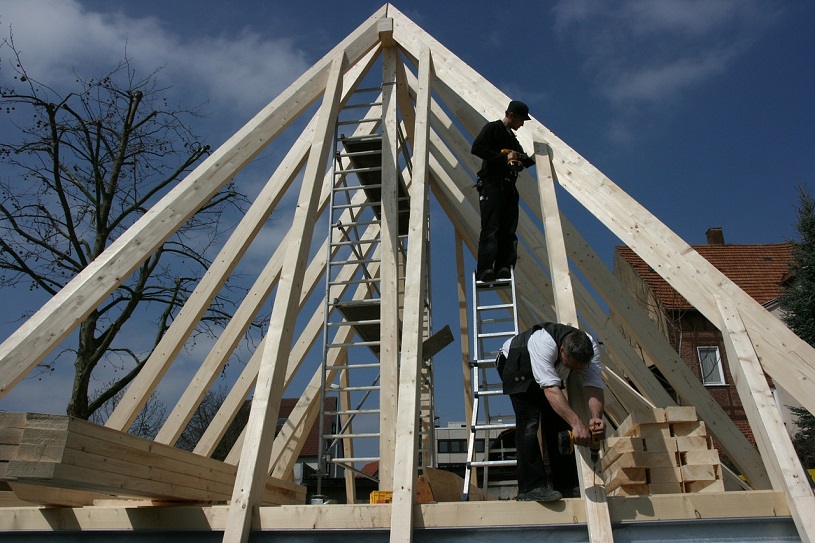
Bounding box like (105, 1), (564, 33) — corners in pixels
(507, 100), (530, 120)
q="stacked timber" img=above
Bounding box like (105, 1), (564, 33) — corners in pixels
(0, 412), (305, 506)
(601, 406), (724, 496)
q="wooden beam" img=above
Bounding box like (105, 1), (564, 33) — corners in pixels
(714, 296), (815, 543)
(425, 72), (770, 488)
(0, 490), (792, 531)
(1, 413), (303, 505)
(223, 54), (345, 543)
(378, 44), (400, 490)
(389, 45), (433, 543)
(108, 117), (313, 433)
(108, 44), (382, 434)
(534, 141), (613, 542)
(189, 99), (386, 458)
(0, 7), (385, 397)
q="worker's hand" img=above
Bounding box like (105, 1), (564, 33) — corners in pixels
(571, 421), (592, 447)
(589, 418), (606, 440)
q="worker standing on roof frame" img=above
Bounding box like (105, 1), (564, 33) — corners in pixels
(471, 100), (535, 283)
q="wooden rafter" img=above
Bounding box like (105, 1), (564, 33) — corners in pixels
(0, 4), (812, 543)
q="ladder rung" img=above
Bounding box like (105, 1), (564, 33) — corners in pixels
(338, 149), (382, 159)
(338, 118), (381, 126)
(336, 166), (382, 175)
(327, 363), (381, 370)
(476, 303), (515, 311)
(340, 102), (382, 110)
(476, 331), (515, 340)
(326, 409), (380, 416)
(475, 388), (505, 397)
(473, 422), (515, 432)
(328, 456), (379, 463)
(326, 341), (381, 350)
(323, 432), (380, 439)
(468, 459), (517, 468)
(476, 317), (515, 325)
(330, 385), (380, 392)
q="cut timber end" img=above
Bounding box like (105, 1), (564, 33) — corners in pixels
(603, 408), (724, 497)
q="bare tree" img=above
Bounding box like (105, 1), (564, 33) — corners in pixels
(89, 382), (166, 439)
(0, 36), (252, 420)
(175, 386), (250, 460)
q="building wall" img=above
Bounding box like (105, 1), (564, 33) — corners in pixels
(666, 310), (753, 445)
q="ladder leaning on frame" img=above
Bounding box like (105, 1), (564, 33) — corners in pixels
(462, 268), (520, 500)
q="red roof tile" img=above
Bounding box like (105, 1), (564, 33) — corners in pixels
(615, 242), (793, 310)
(277, 397), (337, 457)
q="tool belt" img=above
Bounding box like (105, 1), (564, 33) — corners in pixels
(475, 175), (517, 193)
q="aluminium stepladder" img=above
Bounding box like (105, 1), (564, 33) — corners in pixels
(462, 268), (520, 500)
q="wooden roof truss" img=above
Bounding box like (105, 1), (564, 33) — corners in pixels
(0, 4), (814, 542)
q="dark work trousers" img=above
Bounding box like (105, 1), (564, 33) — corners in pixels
(476, 178), (519, 276)
(510, 385), (578, 494)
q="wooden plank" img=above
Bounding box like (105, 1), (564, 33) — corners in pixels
(193, 112), (385, 459)
(715, 296), (815, 543)
(138, 48), (383, 442)
(223, 53), (346, 543)
(533, 141), (612, 540)
(607, 452), (681, 470)
(676, 435), (711, 452)
(671, 421), (707, 437)
(0, 490), (794, 531)
(107, 115), (315, 433)
(0, 6), (386, 399)
(648, 467), (683, 484)
(389, 43), (433, 543)
(378, 44), (401, 491)
(649, 482), (683, 494)
(681, 464), (720, 482)
(407, 16), (771, 489)
(605, 467), (647, 492)
(664, 406), (698, 423)
(1, 414), (304, 505)
(6, 483), (111, 506)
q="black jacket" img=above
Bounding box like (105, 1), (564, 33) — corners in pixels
(500, 322), (583, 395)
(471, 120), (534, 180)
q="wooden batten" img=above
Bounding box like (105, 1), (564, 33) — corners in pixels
(0, 413), (304, 506)
(0, 4), (812, 542)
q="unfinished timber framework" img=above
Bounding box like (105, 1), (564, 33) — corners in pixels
(0, 4), (814, 543)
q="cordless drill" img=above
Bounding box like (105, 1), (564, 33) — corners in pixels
(500, 149), (527, 172)
(557, 426), (603, 464)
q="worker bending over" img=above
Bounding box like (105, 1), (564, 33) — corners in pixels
(497, 322), (606, 501)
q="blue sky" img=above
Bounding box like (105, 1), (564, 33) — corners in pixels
(1, 1), (813, 425)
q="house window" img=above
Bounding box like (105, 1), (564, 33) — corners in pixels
(697, 346), (725, 385)
(438, 439), (468, 454)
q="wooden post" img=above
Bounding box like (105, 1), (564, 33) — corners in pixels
(714, 296), (815, 543)
(378, 43), (400, 490)
(535, 141), (613, 542)
(389, 45), (433, 543)
(222, 54), (345, 543)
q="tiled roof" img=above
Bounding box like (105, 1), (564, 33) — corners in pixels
(278, 396), (338, 457)
(615, 242), (793, 310)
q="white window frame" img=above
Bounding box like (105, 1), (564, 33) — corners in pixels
(697, 346), (725, 386)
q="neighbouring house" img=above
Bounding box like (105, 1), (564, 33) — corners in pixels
(613, 227), (797, 445)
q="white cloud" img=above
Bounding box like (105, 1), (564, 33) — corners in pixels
(551, 0), (780, 106)
(0, 0), (310, 124)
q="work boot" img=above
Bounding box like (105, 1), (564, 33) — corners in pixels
(515, 487), (563, 502)
(557, 486), (581, 498)
(495, 267), (511, 280)
(476, 269), (495, 283)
